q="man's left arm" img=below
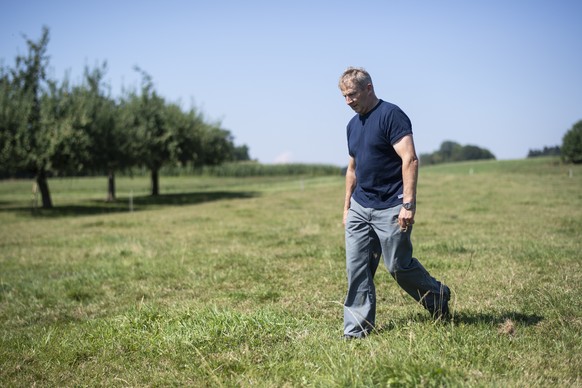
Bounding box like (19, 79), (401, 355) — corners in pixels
(393, 134), (419, 229)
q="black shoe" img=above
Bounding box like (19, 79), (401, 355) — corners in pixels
(430, 303), (450, 320)
(428, 285), (451, 320)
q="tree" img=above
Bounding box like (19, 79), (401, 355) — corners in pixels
(459, 144), (495, 161)
(0, 27), (54, 208)
(80, 64), (128, 201)
(167, 103), (246, 168)
(120, 69), (246, 196)
(166, 103), (205, 167)
(232, 144), (251, 162)
(40, 76), (92, 177)
(120, 69), (171, 196)
(1, 28), (124, 206)
(419, 140), (495, 165)
(562, 120), (582, 164)
(0, 66), (33, 179)
(199, 124), (236, 166)
(439, 141), (463, 162)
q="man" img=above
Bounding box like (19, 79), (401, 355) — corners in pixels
(339, 67), (450, 339)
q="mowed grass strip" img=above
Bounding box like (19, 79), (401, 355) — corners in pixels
(0, 158), (581, 386)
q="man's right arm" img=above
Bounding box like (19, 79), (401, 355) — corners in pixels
(343, 157), (356, 226)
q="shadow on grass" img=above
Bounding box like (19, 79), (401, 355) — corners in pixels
(451, 311), (544, 326)
(374, 310), (544, 334)
(0, 190), (259, 218)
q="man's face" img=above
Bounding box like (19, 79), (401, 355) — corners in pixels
(340, 81), (371, 115)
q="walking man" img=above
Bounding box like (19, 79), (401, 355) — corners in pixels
(339, 67), (450, 339)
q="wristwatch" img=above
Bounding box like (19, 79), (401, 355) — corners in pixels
(403, 202), (415, 211)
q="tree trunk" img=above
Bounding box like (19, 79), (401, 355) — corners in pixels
(151, 168), (159, 196)
(107, 170), (116, 202)
(36, 169), (53, 209)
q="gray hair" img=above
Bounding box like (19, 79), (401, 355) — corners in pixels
(338, 67), (373, 90)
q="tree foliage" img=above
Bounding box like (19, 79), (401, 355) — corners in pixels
(120, 69), (172, 196)
(0, 27), (250, 205)
(0, 26), (54, 207)
(561, 120), (582, 164)
(0, 66), (33, 177)
(41, 77), (93, 175)
(87, 66), (127, 200)
(118, 68), (247, 196)
(527, 145), (560, 158)
(419, 141), (495, 166)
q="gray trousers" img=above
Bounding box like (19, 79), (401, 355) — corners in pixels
(344, 198), (447, 337)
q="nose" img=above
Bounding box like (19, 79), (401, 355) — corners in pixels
(345, 95), (354, 105)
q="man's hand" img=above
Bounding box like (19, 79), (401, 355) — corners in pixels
(343, 157), (356, 228)
(398, 207), (415, 232)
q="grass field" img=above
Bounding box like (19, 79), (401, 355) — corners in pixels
(1, 157), (581, 387)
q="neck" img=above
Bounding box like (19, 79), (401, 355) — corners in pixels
(362, 97), (380, 115)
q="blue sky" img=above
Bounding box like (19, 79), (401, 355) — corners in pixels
(1, 0), (581, 165)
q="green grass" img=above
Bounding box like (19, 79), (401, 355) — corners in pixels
(1, 157), (581, 387)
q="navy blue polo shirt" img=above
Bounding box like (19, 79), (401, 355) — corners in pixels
(347, 100), (412, 209)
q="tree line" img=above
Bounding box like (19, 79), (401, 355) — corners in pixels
(0, 27), (249, 208)
(527, 145), (560, 158)
(516, 120), (582, 163)
(419, 140), (495, 166)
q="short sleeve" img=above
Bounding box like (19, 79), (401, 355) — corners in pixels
(387, 107), (412, 145)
